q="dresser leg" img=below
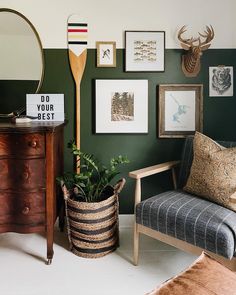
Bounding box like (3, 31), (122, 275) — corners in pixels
(46, 258), (52, 265)
(45, 212), (54, 265)
(46, 245), (54, 265)
(46, 132), (55, 265)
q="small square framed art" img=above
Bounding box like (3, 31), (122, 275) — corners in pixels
(209, 66), (233, 97)
(96, 41), (116, 67)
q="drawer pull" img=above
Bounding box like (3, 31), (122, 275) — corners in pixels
(22, 207), (30, 215)
(29, 141), (37, 148)
(23, 172), (29, 180)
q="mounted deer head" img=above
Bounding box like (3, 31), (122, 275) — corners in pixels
(178, 25), (214, 77)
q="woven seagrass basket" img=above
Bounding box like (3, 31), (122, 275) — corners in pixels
(61, 179), (125, 258)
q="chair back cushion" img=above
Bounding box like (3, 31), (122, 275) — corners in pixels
(178, 135), (236, 188)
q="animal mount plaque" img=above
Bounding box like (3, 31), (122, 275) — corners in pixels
(178, 25), (214, 77)
(26, 94), (64, 121)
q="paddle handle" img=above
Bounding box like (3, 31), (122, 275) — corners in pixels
(68, 49), (87, 174)
(76, 83), (80, 174)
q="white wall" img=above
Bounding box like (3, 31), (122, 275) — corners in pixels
(0, 0), (235, 49)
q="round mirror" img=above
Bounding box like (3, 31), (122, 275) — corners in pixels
(0, 8), (44, 114)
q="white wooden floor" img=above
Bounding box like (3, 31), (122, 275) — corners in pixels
(0, 216), (197, 295)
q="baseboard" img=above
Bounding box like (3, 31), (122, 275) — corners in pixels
(119, 214), (134, 228)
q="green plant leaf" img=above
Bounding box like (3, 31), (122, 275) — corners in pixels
(60, 143), (130, 202)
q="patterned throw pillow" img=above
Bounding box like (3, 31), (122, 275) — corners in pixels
(183, 132), (236, 211)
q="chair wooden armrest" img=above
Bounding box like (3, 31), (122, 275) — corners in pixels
(129, 160), (180, 179)
(230, 194), (236, 204)
(129, 160), (180, 206)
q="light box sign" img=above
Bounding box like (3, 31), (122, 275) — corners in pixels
(26, 94), (64, 121)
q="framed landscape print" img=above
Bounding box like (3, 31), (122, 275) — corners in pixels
(96, 41), (116, 67)
(125, 31), (165, 72)
(158, 84), (203, 138)
(209, 66), (233, 97)
(95, 79), (148, 133)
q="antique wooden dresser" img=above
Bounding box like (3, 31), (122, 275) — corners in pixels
(0, 121), (65, 264)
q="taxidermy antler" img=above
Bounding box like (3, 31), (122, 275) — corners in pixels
(178, 25), (214, 77)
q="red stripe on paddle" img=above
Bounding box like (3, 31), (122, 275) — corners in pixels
(68, 29), (87, 32)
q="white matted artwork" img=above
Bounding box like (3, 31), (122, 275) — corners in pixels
(209, 66), (233, 97)
(125, 31), (165, 72)
(159, 84), (203, 138)
(95, 79), (148, 133)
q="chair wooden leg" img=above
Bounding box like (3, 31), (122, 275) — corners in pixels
(133, 222), (140, 266)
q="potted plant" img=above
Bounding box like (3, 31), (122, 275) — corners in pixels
(59, 141), (129, 258)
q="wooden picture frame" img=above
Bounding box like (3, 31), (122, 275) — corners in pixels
(95, 79), (148, 134)
(158, 84), (203, 138)
(125, 30), (165, 72)
(96, 41), (116, 67)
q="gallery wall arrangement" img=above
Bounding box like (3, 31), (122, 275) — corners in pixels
(36, 45), (236, 214)
(1, 0), (235, 214)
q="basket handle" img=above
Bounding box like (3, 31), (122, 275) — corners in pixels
(60, 180), (70, 201)
(60, 180), (73, 249)
(114, 178), (126, 194)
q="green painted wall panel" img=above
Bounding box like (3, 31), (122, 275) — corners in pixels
(0, 80), (38, 113)
(37, 49), (236, 213)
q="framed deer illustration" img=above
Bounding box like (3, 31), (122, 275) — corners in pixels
(178, 25), (214, 77)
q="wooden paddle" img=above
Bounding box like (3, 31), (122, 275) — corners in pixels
(67, 15), (88, 173)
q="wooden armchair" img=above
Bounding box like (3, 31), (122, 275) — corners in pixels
(129, 137), (236, 271)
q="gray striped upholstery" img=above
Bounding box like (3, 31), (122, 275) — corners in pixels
(136, 190), (236, 259)
(178, 137), (236, 188)
(136, 136), (236, 259)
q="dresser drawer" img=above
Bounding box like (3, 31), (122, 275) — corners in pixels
(0, 133), (45, 157)
(0, 192), (45, 225)
(0, 158), (45, 190)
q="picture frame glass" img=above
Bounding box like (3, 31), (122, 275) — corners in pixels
(125, 31), (165, 72)
(165, 90), (196, 132)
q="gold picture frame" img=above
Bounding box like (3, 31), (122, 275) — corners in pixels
(96, 41), (116, 67)
(158, 84), (203, 138)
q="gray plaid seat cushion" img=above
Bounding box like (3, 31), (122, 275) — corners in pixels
(136, 190), (236, 259)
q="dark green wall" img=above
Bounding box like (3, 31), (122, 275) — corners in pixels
(40, 48), (236, 213)
(0, 80), (38, 113)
